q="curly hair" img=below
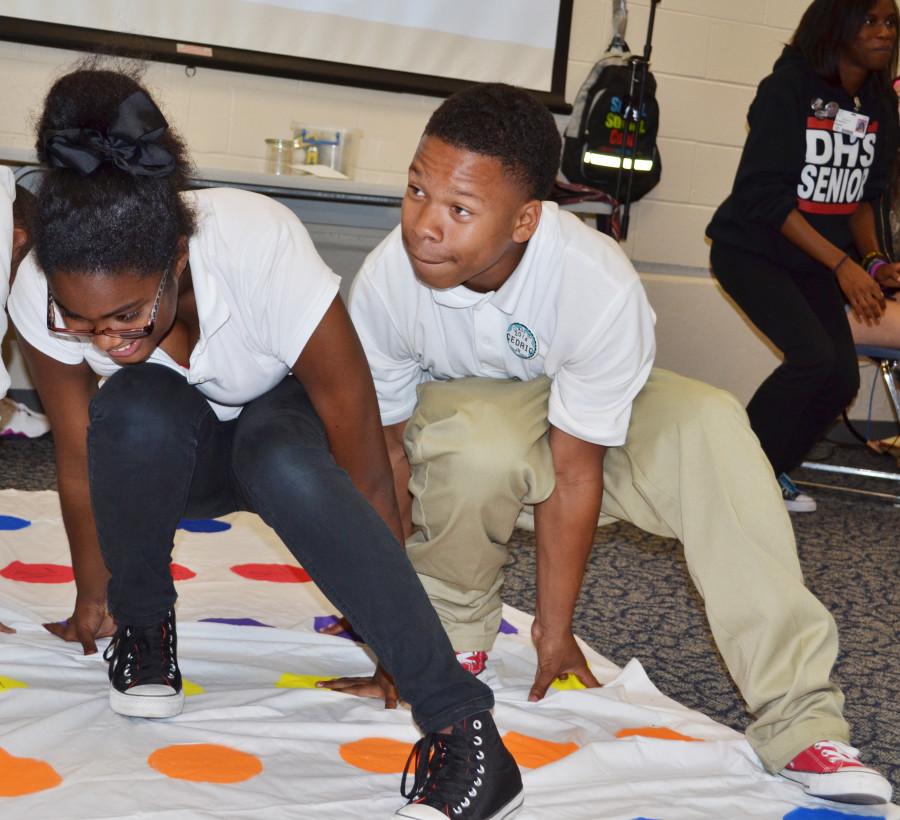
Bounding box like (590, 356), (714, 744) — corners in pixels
(34, 58), (195, 278)
(12, 184), (36, 232)
(424, 83), (561, 200)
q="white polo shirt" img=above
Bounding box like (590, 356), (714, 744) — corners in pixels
(9, 187), (340, 421)
(0, 167), (14, 397)
(348, 201), (656, 446)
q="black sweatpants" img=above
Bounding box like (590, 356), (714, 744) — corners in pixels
(710, 242), (859, 476)
(87, 363), (494, 734)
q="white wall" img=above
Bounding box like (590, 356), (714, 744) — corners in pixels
(0, 0), (895, 422)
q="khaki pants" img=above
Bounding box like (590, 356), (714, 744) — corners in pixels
(403, 368), (848, 772)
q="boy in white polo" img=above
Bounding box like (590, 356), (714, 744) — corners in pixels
(346, 83), (892, 806)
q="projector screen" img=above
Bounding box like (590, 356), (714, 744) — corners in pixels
(0, 0), (573, 111)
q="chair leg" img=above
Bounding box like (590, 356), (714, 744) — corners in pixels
(879, 359), (900, 427)
(797, 355), (900, 500)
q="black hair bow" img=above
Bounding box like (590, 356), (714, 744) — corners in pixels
(42, 89), (176, 177)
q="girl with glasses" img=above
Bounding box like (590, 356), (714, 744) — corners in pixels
(8, 62), (521, 820)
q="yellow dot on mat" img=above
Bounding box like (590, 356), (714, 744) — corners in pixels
(183, 679), (205, 697)
(276, 672), (336, 689)
(0, 675), (28, 689)
(148, 743), (263, 783)
(550, 674), (587, 691)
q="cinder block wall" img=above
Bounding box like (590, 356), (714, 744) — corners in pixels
(572, 0), (807, 267)
(0, 0), (894, 422)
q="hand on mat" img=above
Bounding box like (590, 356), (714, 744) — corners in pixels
(837, 261), (886, 325)
(317, 662), (399, 708)
(44, 596), (116, 655)
(528, 625), (600, 702)
(0, 622), (14, 634)
(318, 616), (355, 637)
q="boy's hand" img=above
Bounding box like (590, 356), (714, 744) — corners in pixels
(44, 596), (116, 655)
(528, 624), (600, 702)
(316, 663), (399, 709)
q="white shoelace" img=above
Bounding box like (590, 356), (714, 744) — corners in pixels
(814, 740), (861, 765)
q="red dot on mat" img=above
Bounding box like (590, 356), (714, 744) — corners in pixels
(0, 561), (74, 584)
(170, 563), (197, 581)
(229, 563), (311, 583)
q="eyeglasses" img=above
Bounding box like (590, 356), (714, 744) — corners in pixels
(47, 266), (170, 340)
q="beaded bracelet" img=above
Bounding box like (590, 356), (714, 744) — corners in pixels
(868, 259), (888, 278)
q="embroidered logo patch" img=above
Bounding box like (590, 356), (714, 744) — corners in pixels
(506, 322), (537, 359)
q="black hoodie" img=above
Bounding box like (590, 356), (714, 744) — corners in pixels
(707, 45), (898, 273)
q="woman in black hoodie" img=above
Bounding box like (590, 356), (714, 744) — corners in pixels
(708, 0), (900, 512)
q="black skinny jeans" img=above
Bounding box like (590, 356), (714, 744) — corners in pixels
(87, 363), (493, 732)
(710, 242), (859, 476)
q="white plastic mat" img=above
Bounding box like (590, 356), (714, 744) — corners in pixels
(0, 490), (895, 820)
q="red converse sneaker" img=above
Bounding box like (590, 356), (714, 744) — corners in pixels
(456, 651), (488, 677)
(779, 741), (892, 805)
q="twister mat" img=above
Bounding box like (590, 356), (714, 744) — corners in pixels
(0, 490), (895, 819)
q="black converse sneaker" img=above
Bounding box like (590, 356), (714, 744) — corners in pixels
(103, 609), (184, 718)
(395, 711), (524, 819)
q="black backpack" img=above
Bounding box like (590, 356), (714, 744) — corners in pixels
(561, 50), (662, 203)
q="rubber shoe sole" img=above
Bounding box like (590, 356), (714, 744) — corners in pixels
(780, 768), (893, 805)
(109, 683), (184, 718)
(784, 495), (816, 513)
(394, 788), (523, 819)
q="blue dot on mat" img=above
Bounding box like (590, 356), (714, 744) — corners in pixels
(178, 518), (232, 533)
(784, 809), (886, 820)
(0, 515), (31, 530)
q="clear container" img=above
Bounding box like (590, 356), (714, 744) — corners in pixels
(264, 138), (294, 175)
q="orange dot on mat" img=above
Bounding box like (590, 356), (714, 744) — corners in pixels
(616, 726), (704, 742)
(502, 732), (579, 769)
(148, 743), (263, 783)
(0, 748), (62, 796)
(339, 737), (415, 774)
(0, 561), (74, 584)
(230, 563), (311, 583)
(170, 563), (196, 581)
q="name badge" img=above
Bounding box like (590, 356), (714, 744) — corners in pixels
(833, 108), (870, 139)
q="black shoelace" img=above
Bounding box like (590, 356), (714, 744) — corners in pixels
(400, 730), (486, 814)
(103, 617), (178, 689)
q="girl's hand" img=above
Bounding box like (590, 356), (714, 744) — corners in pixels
(873, 261), (900, 290)
(0, 622), (14, 634)
(316, 663), (399, 709)
(44, 596), (116, 655)
(837, 261), (886, 325)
